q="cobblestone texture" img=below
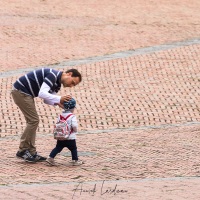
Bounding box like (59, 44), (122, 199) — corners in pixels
(0, 0), (200, 200)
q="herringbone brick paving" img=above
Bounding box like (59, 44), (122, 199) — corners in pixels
(0, 0), (200, 200)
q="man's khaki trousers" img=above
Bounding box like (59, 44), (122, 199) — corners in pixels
(11, 89), (39, 155)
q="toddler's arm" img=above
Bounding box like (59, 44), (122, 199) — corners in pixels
(71, 116), (78, 133)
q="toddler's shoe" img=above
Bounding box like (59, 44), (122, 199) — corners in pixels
(46, 157), (56, 166)
(69, 160), (84, 166)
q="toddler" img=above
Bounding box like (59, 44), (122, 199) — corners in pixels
(46, 98), (83, 166)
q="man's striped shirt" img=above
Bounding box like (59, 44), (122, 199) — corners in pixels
(13, 68), (63, 97)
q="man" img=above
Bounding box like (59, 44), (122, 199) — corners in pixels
(11, 68), (82, 162)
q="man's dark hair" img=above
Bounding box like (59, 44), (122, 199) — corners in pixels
(65, 69), (82, 82)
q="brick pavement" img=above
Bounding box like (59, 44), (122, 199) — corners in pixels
(0, 124), (200, 199)
(0, 0), (200, 200)
(1, 43), (200, 137)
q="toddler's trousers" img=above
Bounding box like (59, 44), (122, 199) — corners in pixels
(50, 139), (78, 160)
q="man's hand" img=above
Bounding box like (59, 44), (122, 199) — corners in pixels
(60, 95), (72, 104)
(55, 103), (64, 109)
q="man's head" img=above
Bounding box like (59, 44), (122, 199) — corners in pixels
(61, 69), (82, 88)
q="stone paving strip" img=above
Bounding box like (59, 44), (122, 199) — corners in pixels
(1, 38), (200, 78)
(0, 42), (199, 137)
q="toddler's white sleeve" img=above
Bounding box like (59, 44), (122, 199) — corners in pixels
(71, 116), (78, 133)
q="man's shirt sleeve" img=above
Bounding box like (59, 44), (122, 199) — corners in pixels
(38, 82), (61, 105)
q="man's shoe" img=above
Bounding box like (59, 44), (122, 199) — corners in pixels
(23, 150), (36, 163)
(33, 152), (47, 162)
(16, 150), (25, 159)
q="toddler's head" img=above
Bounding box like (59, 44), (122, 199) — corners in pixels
(63, 98), (76, 112)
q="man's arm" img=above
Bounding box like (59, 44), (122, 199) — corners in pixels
(54, 103), (65, 109)
(38, 82), (71, 105)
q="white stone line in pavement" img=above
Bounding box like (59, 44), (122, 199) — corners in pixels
(1, 121), (200, 141)
(0, 176), (199, 188)
(77, 121), (200, 135)
(1, 38), (200, 78)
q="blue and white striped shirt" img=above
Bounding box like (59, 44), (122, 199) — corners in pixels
(14, 68), (62, 97)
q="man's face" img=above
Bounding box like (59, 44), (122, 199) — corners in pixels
(61, 72), (80, 88)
